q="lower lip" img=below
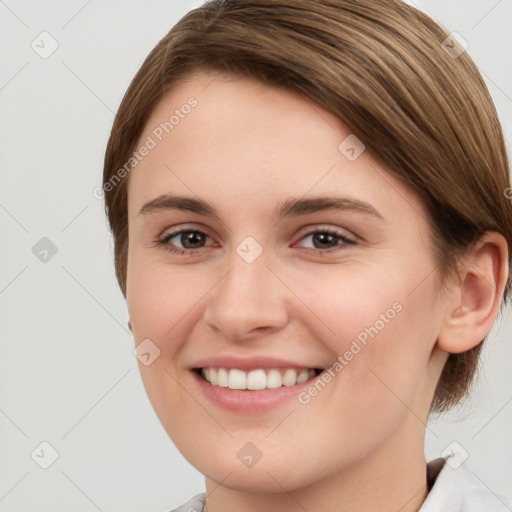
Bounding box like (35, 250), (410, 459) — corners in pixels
(190, 370), (319, 413)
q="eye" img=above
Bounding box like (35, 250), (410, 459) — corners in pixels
(155, 226), (356, 256)
(295, 227), (355, 253)
(156, 229), (215, 255)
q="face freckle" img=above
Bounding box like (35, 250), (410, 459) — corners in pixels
(125, 71), (450, 494)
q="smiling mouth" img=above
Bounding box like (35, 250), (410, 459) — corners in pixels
(195, 367), (323, 390)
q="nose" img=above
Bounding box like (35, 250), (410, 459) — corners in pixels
(202, 249), (290, 342)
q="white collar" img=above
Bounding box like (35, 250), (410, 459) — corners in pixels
(420, 452), (512, 511)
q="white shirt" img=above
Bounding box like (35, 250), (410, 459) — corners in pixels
(169, 452), (512, 511)
(421, 451), (512, 511)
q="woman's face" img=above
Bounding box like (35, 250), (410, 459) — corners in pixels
(126, 71), (450, 492)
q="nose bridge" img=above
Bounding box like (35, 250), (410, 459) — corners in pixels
(203, 240), (289, 339)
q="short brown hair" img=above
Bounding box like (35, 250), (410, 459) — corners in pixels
(103, 0), (512, 413)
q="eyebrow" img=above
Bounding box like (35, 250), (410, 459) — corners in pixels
(138, 194), (386, 221)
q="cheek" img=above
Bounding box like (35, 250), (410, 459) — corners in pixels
(292, 262), (425, 351)
(126, 256), (224, 413)
(126, 256), (198, 393)
(126, 267), (200, 442)
(127, 255), (211, 341)
(302, 263), (436, 406)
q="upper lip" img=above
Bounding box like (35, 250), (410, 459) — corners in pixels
(190, 356), (324, 371)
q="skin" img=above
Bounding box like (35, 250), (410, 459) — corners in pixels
(125, 70), (508, 512)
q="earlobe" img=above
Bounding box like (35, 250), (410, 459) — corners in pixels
(437, 232), (509, 354)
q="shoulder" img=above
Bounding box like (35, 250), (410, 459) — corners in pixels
(167, 492), (206, 512)
(421, 452), (512, 511)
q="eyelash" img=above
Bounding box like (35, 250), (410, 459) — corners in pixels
(155, 227), (356, 256)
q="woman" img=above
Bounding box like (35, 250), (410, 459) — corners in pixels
(102, 0), (512, 510)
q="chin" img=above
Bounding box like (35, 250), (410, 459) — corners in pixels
(180, 440), (335, 494)
(203, 463), (314, 494)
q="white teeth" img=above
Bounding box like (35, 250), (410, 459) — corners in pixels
(200, 367), (317, 390)
(217, 368), (228, 387)
(247, 369), (267, 390)
(282, 369), (297, 386)
(296, 369), (310, 383)
(266, 369), (282, 389)
(228, 369), (247, 389)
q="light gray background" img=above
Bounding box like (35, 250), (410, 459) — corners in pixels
(0, 1), (511, 511)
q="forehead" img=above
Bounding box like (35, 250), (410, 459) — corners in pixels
(126, 71), (427, 226)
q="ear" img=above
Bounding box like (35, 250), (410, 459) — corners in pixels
(437, 231), (509, 354)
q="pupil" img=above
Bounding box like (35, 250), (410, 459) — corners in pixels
(182, 231), (204, 248)
(313, 232), (337, 248)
